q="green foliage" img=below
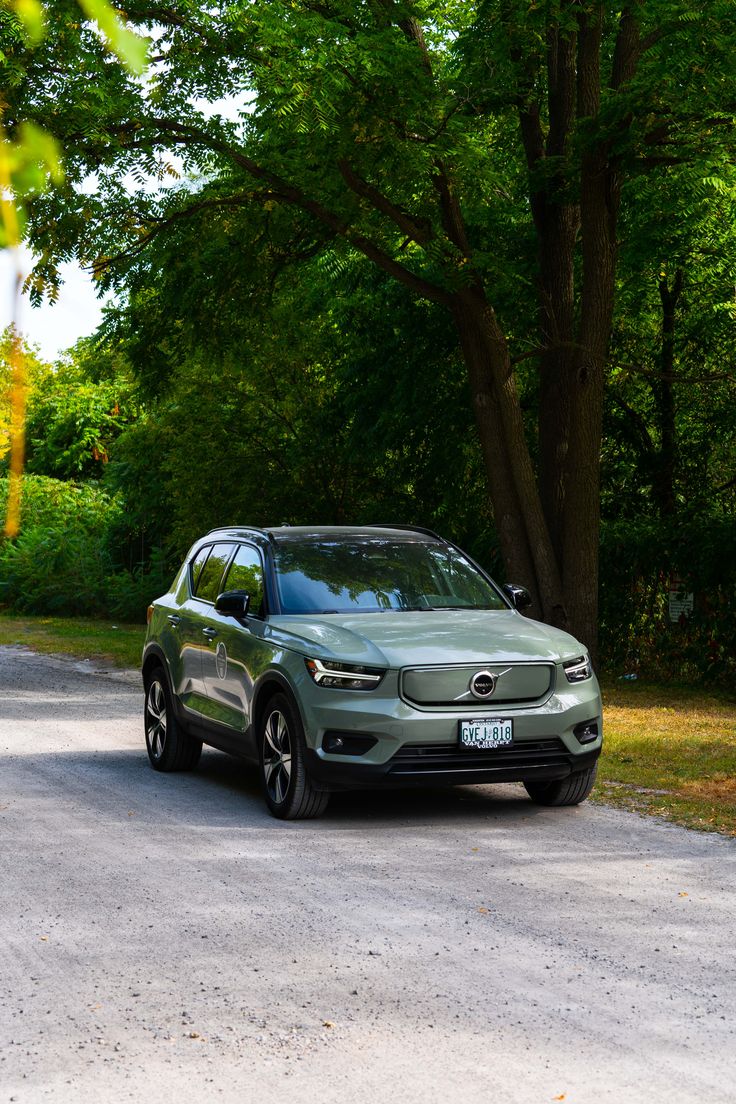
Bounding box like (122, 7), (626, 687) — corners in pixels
(0, 471), (117, 531)
(600, 517), (736, 687)
(0, 1), (733, 664)
(0, 474), (166, 620)
(0, 474), (116, 613)
(104, 547), (172, 622)
(0, 522), (110, 614)
(25, 357), (137, 479)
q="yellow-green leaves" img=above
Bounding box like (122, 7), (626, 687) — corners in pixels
(8, 0), (45, 43)
(5, 0), (148, 69)
(0, 122), (62, 247)
(76, 0), (148, 74)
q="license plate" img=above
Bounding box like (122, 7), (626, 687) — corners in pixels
(459, 718), (514, 750)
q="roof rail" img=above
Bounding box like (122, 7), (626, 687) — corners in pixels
(203, 526), (268, 539)
(365, 523), (448, 543)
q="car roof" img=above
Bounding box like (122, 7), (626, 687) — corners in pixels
(200, 525), (445, 547)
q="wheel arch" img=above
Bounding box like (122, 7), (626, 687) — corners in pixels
(252, 670), (305, 741)
(142, 644), (171, 689)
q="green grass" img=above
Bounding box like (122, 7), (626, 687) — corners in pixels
(1, 613), (734, 836)
(0, 611), (145, 669)
(596, 680), (736, 837)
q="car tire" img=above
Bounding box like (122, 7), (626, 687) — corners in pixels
(523, 764), (597, 807)
(144, 666), (202, 772)
(259, 692), (329, 820)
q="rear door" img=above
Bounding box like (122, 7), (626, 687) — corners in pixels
(182, 541), (236, 723)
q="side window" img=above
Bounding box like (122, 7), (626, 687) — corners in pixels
(194, 543), (235, 603)
(223, 544), (266, 616)
(190, 546), (211, 593)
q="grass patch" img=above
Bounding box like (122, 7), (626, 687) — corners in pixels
(596, 680), (736, 836)
(0, 611), (144, 669)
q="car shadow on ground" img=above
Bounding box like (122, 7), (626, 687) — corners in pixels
(5, 743), (585, 831)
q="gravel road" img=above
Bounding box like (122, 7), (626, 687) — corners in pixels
(1, 645), (735, 1104)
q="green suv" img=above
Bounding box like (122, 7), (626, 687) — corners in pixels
(142, 526), (602, 819)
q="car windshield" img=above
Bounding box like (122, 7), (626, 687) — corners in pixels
(272, 537), (508, 615)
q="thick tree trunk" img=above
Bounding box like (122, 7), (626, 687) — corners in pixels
(451, 288), (568, 630)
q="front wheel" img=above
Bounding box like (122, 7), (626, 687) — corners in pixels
(524, 764), (597, 807)
(144, 667), (202, 772)
(259, 692), (329, 820)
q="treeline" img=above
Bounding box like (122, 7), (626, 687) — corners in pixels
(0, 228), (734, 684)
(1, 0), (735, 681)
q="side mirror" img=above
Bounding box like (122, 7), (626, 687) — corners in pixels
(503, 583), (532, 611)
(215, 590), (250, 619)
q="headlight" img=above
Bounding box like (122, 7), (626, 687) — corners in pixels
(305, 658), (386, 691)
(563, 655), (592, 683)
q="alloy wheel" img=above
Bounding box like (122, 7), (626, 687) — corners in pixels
(146, 679), (167, 760)
(263, 709), (292, 805)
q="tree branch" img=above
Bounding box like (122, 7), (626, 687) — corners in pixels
(337, 160), (434, 245)
(134, 117), (453, 305)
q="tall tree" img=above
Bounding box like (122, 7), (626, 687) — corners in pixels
(7, 0), (735, 653)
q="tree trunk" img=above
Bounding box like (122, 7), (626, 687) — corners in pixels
(451, 288), (569, 630)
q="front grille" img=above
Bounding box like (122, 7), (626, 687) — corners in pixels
(400, 664), (554, 708)
(388, 738), (568, 776)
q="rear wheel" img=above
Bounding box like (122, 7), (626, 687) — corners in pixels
(144, 667), (202, 772)
(524, 764), (597, 807)
(259, 692), (329, 820)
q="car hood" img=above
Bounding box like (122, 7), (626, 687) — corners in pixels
(266, 609), (585, 667)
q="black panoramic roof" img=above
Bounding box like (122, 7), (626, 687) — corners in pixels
(203, 524), (446, 546)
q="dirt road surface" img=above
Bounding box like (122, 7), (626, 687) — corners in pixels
(1, 646), (735, 1103)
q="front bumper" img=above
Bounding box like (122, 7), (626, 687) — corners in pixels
(293, 666), (603, 793)
(305, 739), (600, 791)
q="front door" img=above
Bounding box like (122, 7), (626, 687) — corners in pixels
(200, 543), (274, 734)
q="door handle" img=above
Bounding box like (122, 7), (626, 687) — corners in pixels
(202, 627), (219, 639)
(167, 615), (181, 626)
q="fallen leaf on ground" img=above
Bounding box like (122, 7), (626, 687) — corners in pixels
(322, 1020), (335, 1028)
(678, 892), (689, 898)
(477, 907), (489, 914)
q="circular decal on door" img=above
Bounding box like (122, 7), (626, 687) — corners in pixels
(215, 642), (228, 680)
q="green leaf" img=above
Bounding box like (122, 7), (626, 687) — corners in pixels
(9, 0), (45, 43)
(76, 0), (148, 74)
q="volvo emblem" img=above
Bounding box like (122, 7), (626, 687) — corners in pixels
(469, 667), (511, 700)
(215, 642), (228, 680)
(470, 670), (498, 699)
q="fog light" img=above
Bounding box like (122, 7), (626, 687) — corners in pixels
(574, 720), (599, 745)
(322, 731), (378, 756)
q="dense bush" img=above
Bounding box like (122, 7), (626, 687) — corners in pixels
(599, 517), (736, 687)
(0, 476), (169, 621)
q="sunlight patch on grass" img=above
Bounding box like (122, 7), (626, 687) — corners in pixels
(597, 682), (736, 836)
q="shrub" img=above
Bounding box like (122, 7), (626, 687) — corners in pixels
(0, 524), (110, 615)
(0, 475), (119, 616)
(599, 516), (736, 687)
(105, 548), (174, 623)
